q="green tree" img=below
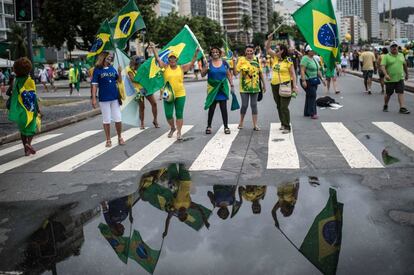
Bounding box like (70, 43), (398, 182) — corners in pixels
(151, 11), (188, 47)
(268, 11), (283, 31)
(7, 24), (27, 59)
(188, 16), (224, 50)
(252, 32), (266, 48)
(240, 14), (252, 43)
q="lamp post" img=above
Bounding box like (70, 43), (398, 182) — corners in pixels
(5, 49), (10, 68)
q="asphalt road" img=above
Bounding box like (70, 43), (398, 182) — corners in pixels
(0, 73), (413, 274)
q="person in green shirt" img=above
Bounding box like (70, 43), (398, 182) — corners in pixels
(381, 41), (410, 114)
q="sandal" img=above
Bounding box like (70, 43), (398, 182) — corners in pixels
(168, 128), (176, 138)
(118, 138), (125, 145)
(105, 140), (112, 148)
(205, 127), (212, 134)
(153, 121), (160, 128)
(140, 125), (145, 130)
(237, 125), (243, 129)
(25, 144), (36, 155)
(177, 133), (183, 141)
(253, 126), (261, 131)
(224, 127), (231, 134)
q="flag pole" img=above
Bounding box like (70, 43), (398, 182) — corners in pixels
(152, 237), (165, 274)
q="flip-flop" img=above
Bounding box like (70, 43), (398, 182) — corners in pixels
(224, 128), (231, 134)
(153, 121), (160, 128)
(237, 125), (243, 129)
(118, 138), (125, 145)
(168, 128), (176, 138)
(105, 140), (112, 148)
(253, 126), (261, 131)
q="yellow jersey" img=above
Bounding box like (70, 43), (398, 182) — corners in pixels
(164, 65), (185, 98)
(173, 181), (192, 210)
(271, 56), (293, 85)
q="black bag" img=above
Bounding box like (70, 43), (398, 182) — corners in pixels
(257, 57), (264, 102)
(316, 96), (336, 107)
(305, 58), (321, 86)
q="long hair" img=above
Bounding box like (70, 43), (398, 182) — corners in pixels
(95, 52), (110, 69)
(279, 44), (289, 60)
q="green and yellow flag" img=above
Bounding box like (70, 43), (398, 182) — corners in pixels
(8, 76), (39, 136)
(129, 230), (161, 274)
(87, 20), (114, 65)
(134, 25), (203, 95)
(299, 188), (343, 275)
(98, 223), (129, 264)
(205, 78), (230, 110)
(292, 0), (340, 70)
(109, 0), (146, 50)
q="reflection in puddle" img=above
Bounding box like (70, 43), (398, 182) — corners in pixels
(381, 149), (400, 165)
(180, 137), (196, 142)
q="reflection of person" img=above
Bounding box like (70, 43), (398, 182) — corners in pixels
(163, 164), (210, 237)
(208, 185), (242, 220)
(101, 196), (135, 236)
(272, 179), (299, 228)
(239, 185), (266, 214)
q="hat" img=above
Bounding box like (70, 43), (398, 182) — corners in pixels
(390, 41), (398, 47)
(168, 51), (178, 58)
(305, 45), (313, 52)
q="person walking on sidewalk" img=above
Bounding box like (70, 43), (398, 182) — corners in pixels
(68, 64), (76, 96)
(381, 41), (410, 114)
(39, 66), (49, 93)
(233, 44), (266, 131)
(201, 46), (234, 135)
(360, 45), (376, 94)
(8, 57), (42, 156)
(149, 42), (200, 140)
(91, 52), (126, 147)
(265, 36), (298, 134)
(377, 47), (389, 94)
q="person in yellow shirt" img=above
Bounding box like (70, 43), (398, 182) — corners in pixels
(149, 42), (200, 140)
(271, 179), (299, 228)
(126, 56), (159, 129)
(239, 185), (267, 214)
(265, 35), (298, 134)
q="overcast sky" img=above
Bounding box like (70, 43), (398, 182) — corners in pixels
(295, 0), (414, 10)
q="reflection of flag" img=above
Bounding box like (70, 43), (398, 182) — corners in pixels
(98, 223), (129, 264)
(382, 149), (400, 165)
(135, 25), (203, 95)
(8, 76), (38, 136)
(87, 20), (113, 65)
(129, 230), (160, 274)
(185, 203), (212, 231)
(300, 188), (343, 275)
(292, 0), (340, 70)
(109, 0), (146, 50)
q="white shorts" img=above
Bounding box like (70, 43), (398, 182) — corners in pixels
(99, 100), (122, 124)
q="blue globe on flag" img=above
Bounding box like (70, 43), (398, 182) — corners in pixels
(136, 244), (149, 259)
(317, 23), (338, 48)
(120, 17), (132, 34)
(322, 220), (341, 246)
(90, 38), (103, 53)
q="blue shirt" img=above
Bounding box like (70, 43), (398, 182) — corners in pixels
(92, 66), (119, 102)
(213, 185), (235, 206)
(208, 60), (229, 101)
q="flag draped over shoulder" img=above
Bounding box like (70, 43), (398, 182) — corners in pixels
(74, 63), (82, 92)
(292, 0), (340, 70)
(8, 76), (39, 136)
(87, 20), (114, 65)
(299, 188), (343, 275)
(129, 230), (161, 274)
(204, 78), (230, 110)
(98, 223), (129, 264)
(109, 0), (146, 50)
(135, 25), (204, 95)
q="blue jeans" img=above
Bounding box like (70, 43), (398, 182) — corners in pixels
(301, 82), (318, 116)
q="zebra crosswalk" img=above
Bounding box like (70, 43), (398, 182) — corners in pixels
(0, 122), (413, 174)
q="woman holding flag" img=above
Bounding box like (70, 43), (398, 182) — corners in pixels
(201, 46), (234, 135)
(149, 42), (200, 140)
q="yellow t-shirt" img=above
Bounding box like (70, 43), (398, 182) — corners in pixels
(277, 183), (297, 205)
(360, 51), (376, 70)
(271, 56), (293, 85)
(173, 180), (192, 210)
(241, 186), (267, 201)
(164, 65), (185, 98)
(236, 57), (261, 93)
(125, 66), (142, 91)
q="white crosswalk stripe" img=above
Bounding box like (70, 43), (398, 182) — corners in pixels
(0, 131), (101, 174)
(44, 128), (145, 172)
(322, 122), (383, 168)
(112, 125), (193, 171)
(0, 134), (62, 157)
(267, 123), (300, 169)
(373, 122), (414, 152)
(190, 124), (239, 171)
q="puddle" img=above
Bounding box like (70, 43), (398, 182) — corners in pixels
(0, 165), (413, 274)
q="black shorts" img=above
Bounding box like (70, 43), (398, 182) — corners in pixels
(379, 71), (385, 78)
(341, 65), (346, 69)
(362, 70), (373, 79)
(385, 80), (404, 95)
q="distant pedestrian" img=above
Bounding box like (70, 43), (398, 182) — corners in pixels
(47, 65), (57, 92)
(8, 57), (41, 156)
(193, 59), (200, 80)
(91, 52), (126, 147)
(325, 65), (340, 94)
(352, 50), (360, 71)
(381, 41), (410, 114)
(68, 64), (79, 96)
(340, 52), (348, 74)
(377, 48), (389, 94)
(39, 66), (49, 93)
(360, 45), (376, 94)
(300, 45), (326, 119)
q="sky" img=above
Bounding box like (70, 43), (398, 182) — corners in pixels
(295, 0), (414, 10)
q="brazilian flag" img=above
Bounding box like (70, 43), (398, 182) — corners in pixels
(292, 0), (340, 70)
(204, 78), (230, 110)
(98, 223), (129, 264)
(129, 230), (161, 274)
(87, 20), (114, 65)
(109, 0), (146, 50)
(134, 25), (204, 96)
(8, 76), (39, 136)
(299, 188), (343, 275)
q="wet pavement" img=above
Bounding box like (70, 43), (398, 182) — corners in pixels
(0, 164), (413, 275)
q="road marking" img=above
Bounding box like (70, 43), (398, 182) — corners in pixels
(322, 122), (383, 168)
(112, 125), (193, 171)
(44, 128), (145, 172)
(0, 131), (101, 174)
(373, 122), (414, 151)
(0, 134), (62, 157)
(266, 123), (300, 169)
(189, 124), (239, 171)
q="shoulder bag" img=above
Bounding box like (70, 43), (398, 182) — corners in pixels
(277, 60), (292, 97)
(305, 57), (321, 86)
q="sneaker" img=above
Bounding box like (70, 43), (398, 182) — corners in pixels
(399, 107), (410, 114)
(282, 129), (291, 134)
(383, 105), (388, 112)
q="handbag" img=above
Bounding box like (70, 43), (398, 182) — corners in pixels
(256, 57), (264, 102)
(277, 60), (292, 97)
(305, 58), (321, 86)
(230, 88), (240, 111)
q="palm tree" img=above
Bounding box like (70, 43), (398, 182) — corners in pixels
(268, 11), (284, 31)
(240, 14), (252, 43)
(7, 24), (27, 59)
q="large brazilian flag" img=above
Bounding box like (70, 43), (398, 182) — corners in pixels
(86, 19), (114, 65)
(98, 223), (129, 264)
(128, 230), (161, 274)
(134, 25), (204, 96)
(292, 0), (340, 70)
(299, 188), (343, 275)
(109, 0), (146, 50)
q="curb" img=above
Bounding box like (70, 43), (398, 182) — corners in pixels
(347, 71), (414, 93)
(0, 108), (101, 145)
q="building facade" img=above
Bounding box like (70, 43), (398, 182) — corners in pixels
(154, 0), (179, 17)
(191, 0), (223, 26)
(363, 0), (379, 39)
(222, 0), (252, 42)
(336, 0), (363, 19)
(0, 0), (15, 40)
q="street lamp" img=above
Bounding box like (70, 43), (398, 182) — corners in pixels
(5, 49), (11, 68)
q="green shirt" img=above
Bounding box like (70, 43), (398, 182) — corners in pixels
(300, 56), (319, 79)
(381, 53), (406, 83)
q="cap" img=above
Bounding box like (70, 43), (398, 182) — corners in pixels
(390, 41), (398, 47)
(305, 45), (313, 52)
(168, 51), (178, 58)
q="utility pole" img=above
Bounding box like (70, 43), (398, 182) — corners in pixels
(388, 0), (392, 40)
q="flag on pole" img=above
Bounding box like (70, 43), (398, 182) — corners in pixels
(109, 0), (146, 50)
(222, 38), (233, 60)
(74, 63), (82, 92)
(87, 20), (114, 65)
(128, 230), (161, 274)
(134, 25), (203, 95)
(299, 188), (343, 275)
(292, 0), (340, 70)
(98, 223), (129, 264)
